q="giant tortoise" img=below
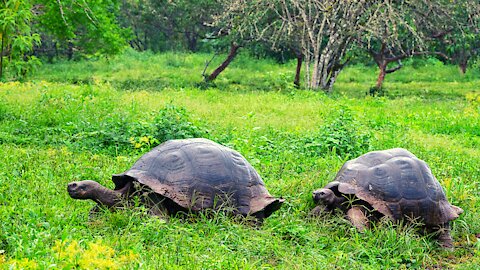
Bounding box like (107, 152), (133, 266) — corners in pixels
(311, 148), (463, 248)
(68, 138), (284, 223)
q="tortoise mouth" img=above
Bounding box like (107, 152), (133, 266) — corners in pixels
(67, 182), (85, 199)
(312, 190), (324, 203)
(312, 188), (334, 205)
(312, 191), (322, 203)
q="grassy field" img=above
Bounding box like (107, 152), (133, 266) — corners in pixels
(1, 50), (479, 269)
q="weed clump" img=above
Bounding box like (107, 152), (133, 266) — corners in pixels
(367, 86), (386, 97)
(153, 103), (208, 142)
(303, 108), (372, 158)
(466, 92), (480, 104)
(127, 104), (209, 152)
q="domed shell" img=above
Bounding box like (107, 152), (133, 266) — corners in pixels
(111, 138), (283, 218)
(330, 148), (462, 226)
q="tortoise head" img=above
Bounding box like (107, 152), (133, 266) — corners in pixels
(68, 180), (127, 208)
(313, 188), (337, 207)
(67, 180), (103, 200)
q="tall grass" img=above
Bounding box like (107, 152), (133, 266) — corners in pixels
(0, 51), (479, 269)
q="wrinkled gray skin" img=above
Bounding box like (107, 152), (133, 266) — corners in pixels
(67, 180), (124, 207)
(67, 180), (168, 217)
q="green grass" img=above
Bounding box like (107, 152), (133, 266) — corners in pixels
(1, 51), (479, 269)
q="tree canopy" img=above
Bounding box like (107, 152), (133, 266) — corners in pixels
(1, 0), (478, 88)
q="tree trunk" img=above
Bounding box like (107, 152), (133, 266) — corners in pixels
(205, 43), (240, 82)
(185, 32), (198, 52)
(459, 58), (468, 74)
(370, 42), (403, 90)
(376, 63), (387, 89)
(67, 41), (74, 60)
(312, 35), (350, 92)
(294, 51), (302, 88)
(0, 31), (4, 80)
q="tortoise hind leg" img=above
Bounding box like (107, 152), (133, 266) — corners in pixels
(346, 206), (369, 232)
(148, 201), (169, 221)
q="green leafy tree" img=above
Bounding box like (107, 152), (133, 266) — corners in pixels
(437, 0), (480, 73)
(34, 0), (128, 59)
(356, 0), (457, 90)
(213, 0), (374, 91)
(120, 0), (218, 52)
(0, 0), (41, 80)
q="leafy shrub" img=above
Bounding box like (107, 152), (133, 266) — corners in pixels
(71, 116), (140, 154)
(72, 104), (209, 154)
(367, 86), (386, 97)
(152, 103), (208, 143)
(303, 108), (372, 158)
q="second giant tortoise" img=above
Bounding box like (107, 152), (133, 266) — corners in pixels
(311, 148), (463, 248)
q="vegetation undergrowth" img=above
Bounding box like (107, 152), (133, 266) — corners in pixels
(1, 52), (479, 269)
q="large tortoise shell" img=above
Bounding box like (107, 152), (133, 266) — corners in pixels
(112, 138), (283, 218)
(329, 148), (462, 225)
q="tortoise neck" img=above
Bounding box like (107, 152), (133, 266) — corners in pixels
(92, 185), (123, 207)
(334, 195), (348, 208)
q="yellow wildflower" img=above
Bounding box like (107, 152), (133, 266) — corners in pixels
(118, 250), (139, 263)
(51, 240), (137, 269)
(6, 258), (38, 270)
(53, 239), (81, 261)
(140, 136), (150, 144)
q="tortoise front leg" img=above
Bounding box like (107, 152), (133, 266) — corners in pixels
(88, 204), (102, 219)
(346, 206), (369, 232)
(88, 204), (111, 220)
(436, 223), (454, 249)
(310, 205), (329, 217)
(142, 191), (170, 222)
(251, 211), (265, 227)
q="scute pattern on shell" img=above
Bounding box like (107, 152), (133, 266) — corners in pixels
(332, 148), (462, 226)
(112, 138), (283, 217)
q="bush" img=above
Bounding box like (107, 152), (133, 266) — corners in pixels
(67, 103), (209, 154)
(128, 104), (209, 151)
(71, 116), (136, 153)
(367, 86), (386, 97)
(303, 108), (372, 158)
(0, 98), (209, 155)
(152, 104), (208, 142)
